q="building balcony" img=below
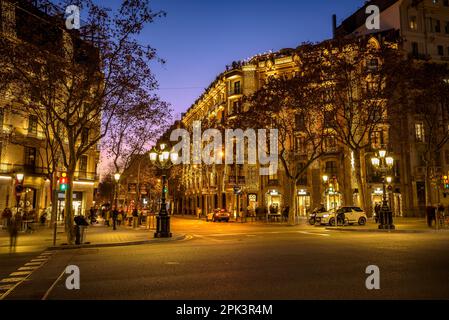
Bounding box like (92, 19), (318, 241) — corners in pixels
(267, 179), (279, 186)
(228, 89), (242, 97)
(74, 171), (99, 181)
(0, 163), (46, 176)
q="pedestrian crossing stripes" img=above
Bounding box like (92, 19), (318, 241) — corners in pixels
(0, 251), (54, 300)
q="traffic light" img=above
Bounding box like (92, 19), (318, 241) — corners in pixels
(59, 173), (68, 192)
(163, 186), (168, 193)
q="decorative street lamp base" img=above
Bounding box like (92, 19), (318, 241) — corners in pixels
(154, 215), (172, 238)
(378, 208), (395, 230)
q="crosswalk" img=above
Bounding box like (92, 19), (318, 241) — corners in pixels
(0, 251), (54, 300)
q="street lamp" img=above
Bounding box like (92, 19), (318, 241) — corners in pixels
(371, 150), (395, 230)
(15, 172), (24, 216)
(149, 144), (178, 238)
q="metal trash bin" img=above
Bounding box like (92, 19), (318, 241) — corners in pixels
(74, 225), (88, 244)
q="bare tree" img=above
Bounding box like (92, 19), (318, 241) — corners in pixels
(406, 62), (449, 206)
(315, 38), (405, 211)
(0, 0), (167, 243)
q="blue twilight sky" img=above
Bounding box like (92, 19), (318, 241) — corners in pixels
(109, 0), (367, 118)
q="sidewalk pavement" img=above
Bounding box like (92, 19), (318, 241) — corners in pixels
(326, 217), (447, 233)
(0, 223), (186, 252)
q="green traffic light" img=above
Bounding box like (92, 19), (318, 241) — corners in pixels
(60, 184), (67, 191)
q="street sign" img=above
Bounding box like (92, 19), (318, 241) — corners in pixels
(233, 185), (242, 194)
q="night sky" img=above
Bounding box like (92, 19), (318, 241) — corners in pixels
(136, 0), (366, 118)
(97, 0), (366, 173)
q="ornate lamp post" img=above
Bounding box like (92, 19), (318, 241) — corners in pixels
(322, 175), (329, 210)
(149, 143), (178, 238)
(371, 149), (395, 230)
(113, 172), (120, 231)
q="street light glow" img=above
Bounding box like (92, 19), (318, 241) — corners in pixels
(371, 157), (380, 167)
(114, 173), (120, 182)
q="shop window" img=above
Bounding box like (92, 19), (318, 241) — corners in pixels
(438, 45), (444, 56)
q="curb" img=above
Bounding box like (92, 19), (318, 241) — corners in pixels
(325, 227), (431, 234)
(46, 233), (189, 251)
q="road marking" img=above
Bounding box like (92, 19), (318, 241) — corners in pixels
(0, 277), (26, 283)
(41, 269), (66, 301)
(165, 262), (180, 265)
(192, 234), (225, 242)
(18, 266), (39, 271)
(0, 251), (54, 300)
(9, 271), (32, 277)
(297, 231), (330, 237)
(0, 284), (14, 291)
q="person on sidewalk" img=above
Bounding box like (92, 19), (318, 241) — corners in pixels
(437, 204), (445, 228)
(112, 207), (118, 230)
(117, 211), (123, 226)
(2, 207), (12, 229)
(282, 205), (290, 222)
(132, 208), (139, 228)
(8, 214), (21, 252)
(105, 209), (111, 227)
(426, 205), (436, 228)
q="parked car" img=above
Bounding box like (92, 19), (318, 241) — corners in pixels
(315, 206), (367, 226)
(206, 209), (231, 222)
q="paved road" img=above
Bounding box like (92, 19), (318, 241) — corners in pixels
(3, 217), (449, 299)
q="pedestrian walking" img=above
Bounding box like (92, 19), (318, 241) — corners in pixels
(282, 205), (290, 222)
(437, 204), (445, 228)
(426, 205), (436, 227)
(374, 203), (381, 223)
(117, 211), (123, 226)
(2, 207), (12, 229)
(112, 208), (118, 230)
(132, 208), (139, 228)
(8, 214), (21, 252)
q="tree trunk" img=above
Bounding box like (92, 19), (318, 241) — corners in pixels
(50, 174), (57, 228)
(425, 163), (432, 207)
(353, 149), (367, 211)
(65, 169), (75, 244)
(288, 178), (297, 225)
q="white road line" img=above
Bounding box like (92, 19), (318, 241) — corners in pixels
(0, 277), (26, 283)
(41, 269), (66, 300)
(9, 271), (32, 277)
(297, 231), (330, 237)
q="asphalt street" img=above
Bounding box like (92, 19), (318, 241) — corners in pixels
(2, 217), (449, 299)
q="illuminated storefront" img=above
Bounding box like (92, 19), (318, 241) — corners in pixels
(296, 189), (310, 216)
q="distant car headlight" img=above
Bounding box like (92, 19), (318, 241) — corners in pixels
(323, 214), (329, 218)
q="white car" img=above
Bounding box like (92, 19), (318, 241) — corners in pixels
(315, 206), (367, 226)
